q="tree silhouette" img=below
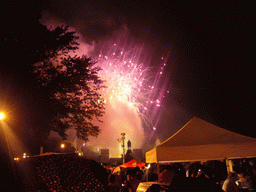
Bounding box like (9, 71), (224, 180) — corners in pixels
(1, 1), (105, 144)
(33, 55), (105, 140)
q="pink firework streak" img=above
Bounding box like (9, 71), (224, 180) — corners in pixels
(85, 42), (169, 157)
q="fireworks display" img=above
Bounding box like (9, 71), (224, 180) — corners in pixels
(83, 41), (170, 157)
(40, 10), (172, 158)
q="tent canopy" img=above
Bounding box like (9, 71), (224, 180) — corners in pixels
(146, 117), (256, 163)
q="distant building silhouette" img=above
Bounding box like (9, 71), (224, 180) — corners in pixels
(100, 149), (109, 164)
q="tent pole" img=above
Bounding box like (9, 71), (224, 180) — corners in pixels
(146, 168), (148, 182)
(225, 159), (233, 174)
(157, 161), (160, 182)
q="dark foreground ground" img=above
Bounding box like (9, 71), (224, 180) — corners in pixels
(1, 153), (109, 192)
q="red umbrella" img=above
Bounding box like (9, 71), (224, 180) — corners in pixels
(120, 159), (137, 168)
(112, 159), (145, 174)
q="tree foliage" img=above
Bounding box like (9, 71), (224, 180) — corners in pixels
(33, 56), (105, 140)
(1, 1), (105, 142)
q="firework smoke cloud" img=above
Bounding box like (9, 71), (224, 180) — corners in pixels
(42, 2), (191, 157)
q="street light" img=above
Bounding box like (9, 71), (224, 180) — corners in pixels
(23, 153), (27, 158)
(117, 133), (126, 164)
(0, 112), (5, 120)
(61, 143), (65, 149)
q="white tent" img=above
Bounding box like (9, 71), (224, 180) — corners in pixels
(146, 117), (256, 164)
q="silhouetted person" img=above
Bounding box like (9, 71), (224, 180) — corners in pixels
(222, 172), (239, 192)
(106, 174), (122, 192)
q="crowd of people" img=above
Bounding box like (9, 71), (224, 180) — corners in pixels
(106, 162), (223, 191)
(106, 167), (143, 192)
(106, 158), (256, 192)
(221, 159), (256, 192)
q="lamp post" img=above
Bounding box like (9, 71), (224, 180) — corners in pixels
(117, 133), (126, 164)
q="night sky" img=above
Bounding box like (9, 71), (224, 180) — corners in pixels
(1, 1), (256, 156)
(41, 1), (256, 138)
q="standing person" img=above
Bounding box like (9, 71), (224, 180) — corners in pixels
(130, 170), (143, 191)
(222, 172), (239, 192)
(251, 165), (256, 190)
(106, 174), (122, 192)
(123, 168), (142, 192)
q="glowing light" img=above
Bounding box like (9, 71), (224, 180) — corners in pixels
(153, 127), (156, 130)
(23, 153), (27, 158)
(1, 120), (26, 162)
(0, 112), (5, 120)
(60, 143), (65, 148)
(79, 41), (169, 157)
(97, 45), (169, 119)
